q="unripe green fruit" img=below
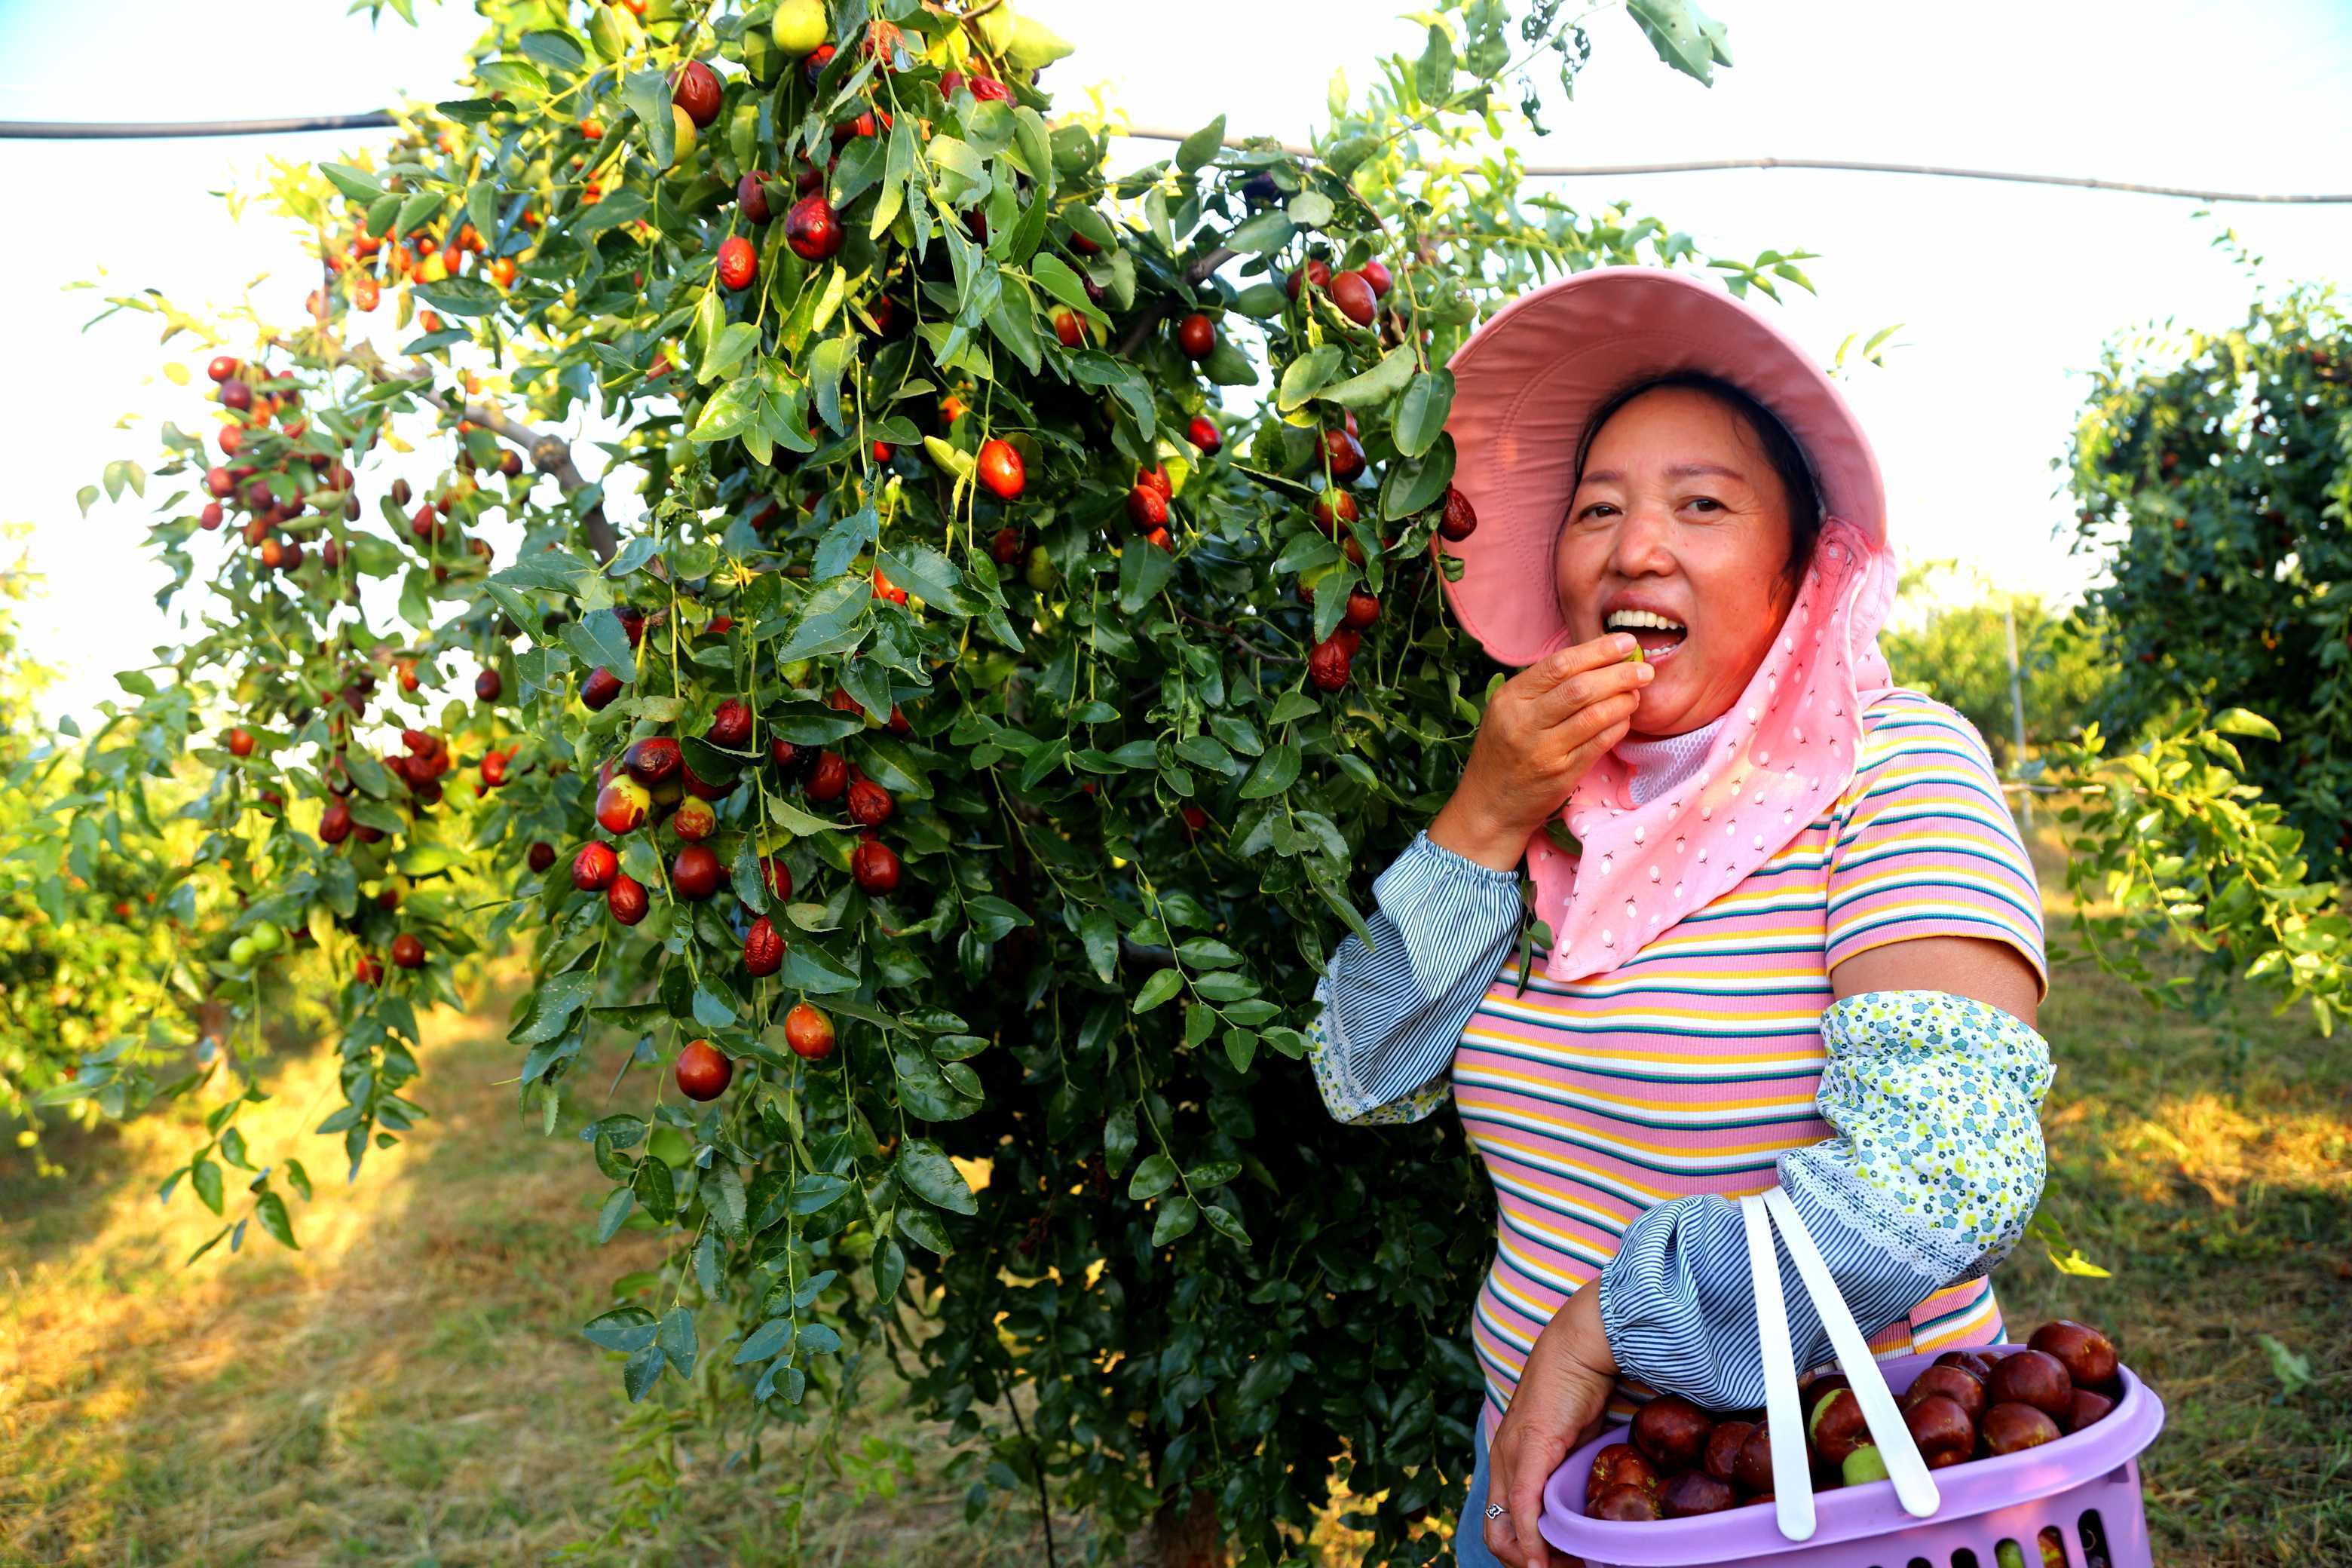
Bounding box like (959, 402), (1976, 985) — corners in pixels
(739, 27), (780, 83)
(228, 936), (257, 966)
(1025, 544), (1055, 590)
(779, 659), (815, 687)
(772, 0), (828, 55)
(1840, 1445), (1888, 1486)
(248, 920), (284, 954)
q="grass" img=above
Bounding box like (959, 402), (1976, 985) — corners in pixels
(2, 839), (2347, 1566)
(0, 979), (1083, 1567)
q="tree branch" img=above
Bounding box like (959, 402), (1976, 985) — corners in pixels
(458, 400), (619, 562)
(265, 327), (621, 564)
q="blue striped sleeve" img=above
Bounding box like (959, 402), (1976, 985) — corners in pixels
(1308, 829), (1523, 1125)
(1592, 991), (2053, 1408)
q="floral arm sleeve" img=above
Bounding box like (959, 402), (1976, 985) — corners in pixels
(1594, 991), (2054, 1409)
(1307, 829), (1523, 1126)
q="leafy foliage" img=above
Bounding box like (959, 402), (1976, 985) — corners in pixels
(2046, 709), (2351, 1036)
(2061, 276), (2352, 880)
(1879, 562), (2109, 770)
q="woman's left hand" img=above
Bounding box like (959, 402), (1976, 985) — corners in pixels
(1484, 1285), (1620, 1567)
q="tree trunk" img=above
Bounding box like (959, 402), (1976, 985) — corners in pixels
(1147, 1489), (1226, 1568)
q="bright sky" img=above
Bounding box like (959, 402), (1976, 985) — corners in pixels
(2, 0), (2347, 729)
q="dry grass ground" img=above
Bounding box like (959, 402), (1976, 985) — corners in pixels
(2, 836), (2346, 1566)
(0, 985), (1084, 1567)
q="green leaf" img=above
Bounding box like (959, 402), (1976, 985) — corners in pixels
(896, 1204), (954, 1254)
(1238, 743), (1301, 800)
(560, 609), (638, 684)
(1225, 208), (1294, 255)
(476, 58), (550, 98)
(1132, 968), (1183, 1013)
(623, 68), (676, 169)
(1380, 433), (1456, 521)
(871, 114), (914, 238)
(1151, 1194), (1199, 1245)
(657, 1306), (698, 1377)
(622, 1343), (664, 1401)
(733, 1317), (795, 1364)
(1126, 1153), (1176, 1200)
(2211, 707), (2280, 741)
(253, 1190), (299, 1249)
(1628, 0), (1735, 84)
(2259, 1332), (2314, 1398)
(492, 550), (592, 594)
(1232, 282), (1288, 318)
(707, 1161), (748, 1239)
(633, 1153), (676, 1222)
(1415, 23), (1456, 101)
(191, 1157), (223, 1214)
(1276, 346), (1344, 412)
(700, 321), (760, 384)
(896, 1138), (978, 1214)
(875, 544), (979, 615)
(518, 29), (586, 72)
(320, 161), (386, 204)
(1117, 536), (1176, 613)
(1078, 906), (1118, 983)
(1392, 369), (1455, 458)
(594, 1185), (635, 1243)
(1103, 1105), (1138, 1179)
(395, 188), (443, 240)
(1286, 191), (1334, 230)
(1316, 345), (1416, 408)
(395, 841), (464, 877)
(1175, 115), (1227, 173)
(583, 1305), (659, 1352)
(412, 277), (501, 318)
(1201, 1202), (1251, 1247)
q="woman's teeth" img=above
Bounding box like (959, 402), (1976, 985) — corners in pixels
(1606, 610), (1687, 663)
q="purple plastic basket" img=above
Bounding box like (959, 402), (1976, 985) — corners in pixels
(1538, 1347), (2165, 1568)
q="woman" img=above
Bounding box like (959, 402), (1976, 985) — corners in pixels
(1306, 268), (2052, 1567)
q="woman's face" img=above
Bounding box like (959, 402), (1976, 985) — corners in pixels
(1554, 385), (1800, 737)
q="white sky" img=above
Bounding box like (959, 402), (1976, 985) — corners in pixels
(2, 0), (2347, 728)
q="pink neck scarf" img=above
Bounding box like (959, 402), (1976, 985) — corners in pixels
(1525, 519), (1900, 983)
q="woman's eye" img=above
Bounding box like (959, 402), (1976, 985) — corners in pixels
(1686, 496), (1724, 513)
(1577, 503), (1617, 522)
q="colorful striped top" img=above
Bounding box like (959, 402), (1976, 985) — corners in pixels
(1315, 690), (2049, 1445)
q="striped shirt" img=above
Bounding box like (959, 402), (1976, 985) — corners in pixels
(1313, 691), (2049, 1444)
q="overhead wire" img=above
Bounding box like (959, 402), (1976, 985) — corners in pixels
(0, 113), (2344, 204)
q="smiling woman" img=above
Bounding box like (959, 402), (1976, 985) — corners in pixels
(1556, 371), (1824, 738)
(1302, 267), (2052, 1567)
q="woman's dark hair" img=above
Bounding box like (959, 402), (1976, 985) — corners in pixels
(1567, 369), (1824, 583)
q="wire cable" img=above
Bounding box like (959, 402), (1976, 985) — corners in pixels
(0, 112), (397, 139)
(2, 112), (2344, 204)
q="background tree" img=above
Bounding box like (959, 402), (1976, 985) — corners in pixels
(1879, 559), (2109, 772)
(2061, 274), (2352, 880)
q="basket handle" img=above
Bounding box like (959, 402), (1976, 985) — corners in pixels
(1760, 1186), (1941, 1520)
(1737, 1194), (1817, 1542)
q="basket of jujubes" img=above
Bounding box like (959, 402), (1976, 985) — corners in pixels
(1536, 1319), (2166, 1568)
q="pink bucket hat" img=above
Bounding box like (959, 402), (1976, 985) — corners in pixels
(1437, 265), (1901, 983)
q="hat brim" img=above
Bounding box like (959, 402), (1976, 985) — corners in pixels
(1437, 266), (1887, 668)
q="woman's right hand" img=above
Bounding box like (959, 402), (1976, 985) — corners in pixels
(1429, 633), (1655, 873)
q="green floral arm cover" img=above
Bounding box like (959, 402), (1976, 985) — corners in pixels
(1780, 988), (2056, 1282)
